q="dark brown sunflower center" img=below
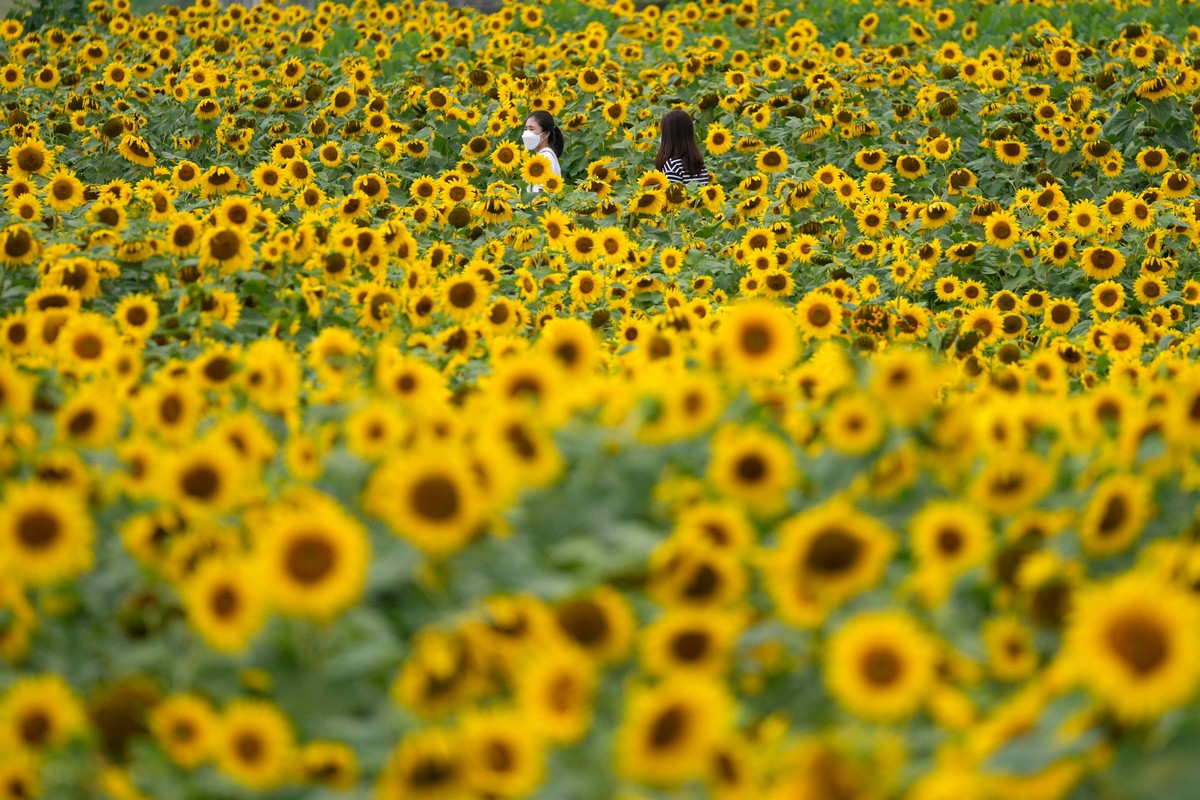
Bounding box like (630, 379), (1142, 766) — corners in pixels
(209, 230), (241, 260)
(285, 534), (336, 584)
(1097, 495), (1128, 536)
(1107, 613), (1168, 675)
(411, 476), (459, 521)
(862, 646), (902, 686)
(17, 510), (61, 551)
(19, 711), (52, 747)
(181, 464), (220, 500)
(671, 630), (710, 661)
(211, 585), (240, 618)
(734, 453), (766, 482)
(805, 528), (862, 574)
(234, 732), (264, 764)
(648, 704), (686, 749)
(557, 600), (608, 646)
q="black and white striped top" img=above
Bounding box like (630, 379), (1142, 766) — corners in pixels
(662, 157), (710, 185)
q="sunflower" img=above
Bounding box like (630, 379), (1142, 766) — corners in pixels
(6, 139), (54, 179)
(0, 755), (39, 800)
(366, 451), (485, 558)
(1133, 275), (1166, 305)
(149, 694), (217, 770)
(768, 500), (895, 624)
(515, 644), (595, 743)
(825, 611), (936, 722)
(461, 709), (544, 797)
(0, 481), (93, 587)
(983, 615), (1039, 682)
(705, 123), (733, 155)
(56, 313), (120, 375)
(552, 586), (634, 664)
(258, 496), (369, 620)
(1078, 474), (1151, 556)
(706, 425), (795, 516)
(198, 225), (254, 274)
(0, 674), (88, 753)
(1136, 146), (1169, 175)
(537, 317), (599, 379)
(822, 391), (885, 455)
(717, 299), (799, 381)
(795, 291), (843, 339)
(0, 224), (41, 267)
(522, 154), (553, 186)
(1091, 281), (1125, 315)
(993, 139), (1027, 165)
(169, 443), (241, 515)
(183, 557), (266, 653)
(117, 134), (155, 168)
(377, 728), (466, 800)
(971, 454), (1053, 516)
(984, 210), (1021, 248)
(215, 701), (296, 791)
(1160, 171), (1194, 199)
(616, 676), (731, 786)
(0, 359), (32, 419)
(1064, 573), (1200, 722)
(1078, 246), (1125, 281)
(43, 169), (85, 212)
(1042, 297), (1080, 333)
(910, 499), (991, 601)
(756, 147), (788, 174)
(895, 154), (927, 179)
(641, 608), (741, 677)
(300, 741), (359, 789)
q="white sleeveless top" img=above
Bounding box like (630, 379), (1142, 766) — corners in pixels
(530, 147), (562, 193)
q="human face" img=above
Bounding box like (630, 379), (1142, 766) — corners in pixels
(523, 116), (547, 150)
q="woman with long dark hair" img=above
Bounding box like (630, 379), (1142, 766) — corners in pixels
(655, 109), (710, 185)
(523, 110), (563, 192)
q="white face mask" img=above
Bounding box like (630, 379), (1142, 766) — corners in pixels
(522, 130), (542, 151)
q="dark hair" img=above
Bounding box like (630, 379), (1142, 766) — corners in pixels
(528, 110), (564, 158)
(655, 109), (705, 176)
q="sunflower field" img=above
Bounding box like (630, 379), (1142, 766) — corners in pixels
(3, 0), (1200, 796)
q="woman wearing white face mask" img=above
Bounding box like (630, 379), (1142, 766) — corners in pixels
(522, 111), (563, 193)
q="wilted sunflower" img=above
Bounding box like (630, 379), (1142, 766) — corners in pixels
(117, 134), (155, 167)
